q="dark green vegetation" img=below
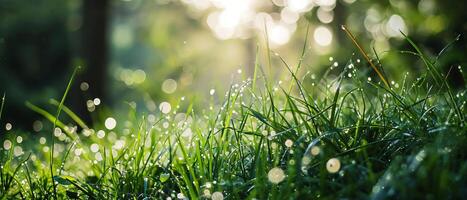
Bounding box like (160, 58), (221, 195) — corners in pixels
(0, 33), (466, 199)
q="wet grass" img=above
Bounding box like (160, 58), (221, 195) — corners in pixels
(0, 33), (466, 199)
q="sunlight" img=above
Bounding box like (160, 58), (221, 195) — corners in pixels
(317, 7), (334, 23)
(182, 0), (319, 47)
(313, 26), (333, 46)
(385, 14), (408, 37)
(314, 0), (336, 7)
(287, 0), (313, 13)
(1, 0), (463, 199)
(269, 23), (291, 45)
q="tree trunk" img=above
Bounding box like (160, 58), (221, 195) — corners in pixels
(72, 0), (110, 124)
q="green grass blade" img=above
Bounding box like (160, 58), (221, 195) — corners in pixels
(50, 66), (80, 199)
(49, 99), (88, 129)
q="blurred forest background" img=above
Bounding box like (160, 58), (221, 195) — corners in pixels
(0, 0), (466, 131)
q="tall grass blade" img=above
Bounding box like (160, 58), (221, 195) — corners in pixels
(50, 66), (80, 199)
(341, 25), (390, 88)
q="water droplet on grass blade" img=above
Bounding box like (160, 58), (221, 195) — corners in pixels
(203, 189), (211, 197)
(14, 146), (23, 156)
(3, 140), (12, 150)
(16, 136), (23, 143)
(54, 128), (62, 137)
(93, 98), (101, 106)
(74, 148), (82, 156)
(97, 130), (105, 139)
(5, 123), (12, 131)
(211, 192), (224, 200)
(105, 117), (117, 130)
(160, 102), (171, 114)
(90, 143), (99, 153)
(80, 82), (89, 91)
(285, 139), (293, 148)
(268, 167), (285, 184)
(33, 120), (43, 132)
(302, 156), (311, 165)
(95, 152), (103, 161)
(162, 79), (178, 94)
(326, 158), (341, 173)
(160, 173), (170, 182)
(310, 146), (320, 156)
(177, 193), (185, 199)
(39, 137), (46, 144)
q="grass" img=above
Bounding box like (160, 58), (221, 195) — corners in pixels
(0, 31), (466, 199)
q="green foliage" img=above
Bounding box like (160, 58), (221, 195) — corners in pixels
(0, 37), (466, 199)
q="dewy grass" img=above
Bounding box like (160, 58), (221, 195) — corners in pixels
(0, 33), (466, 199)
(50, 66), (80, 199)
(341, 25), (390, 89)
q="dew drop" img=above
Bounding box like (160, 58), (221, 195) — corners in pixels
(162, 79), (178, 94)
(39, 137), (46, 144)
(5, 123), (12, 131)
(177, 193), (185, 199)
(203, 189), (211, 197)
(95, 152), (103, 161)
(268, 167), (285, 184)
(14, 146), (23, 156)
(211, 192), (224, 200)
(54, 128), (62, 137)
(97, 130), (106, 139)
(326, 158), (341, 173)
(285, 139), (293, 148)
(90, 143), (99, 153)
(93, 98), (101, 106)
(105, 117), (117, 130)
(310, 146), (320, 156)
(16, 136), (23, 144)
(159, 102), (171, 114)
(80, 82), (89, 91)
(74, 148), (82, 156)
(302, 156), (311, 165)
(33, 120), (43, 132)
(3, 140), (12, 150)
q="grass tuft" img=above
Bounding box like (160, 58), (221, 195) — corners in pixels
(0, 35), (466, 199)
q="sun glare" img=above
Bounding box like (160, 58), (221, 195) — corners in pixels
(181, 0), (338, 47)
